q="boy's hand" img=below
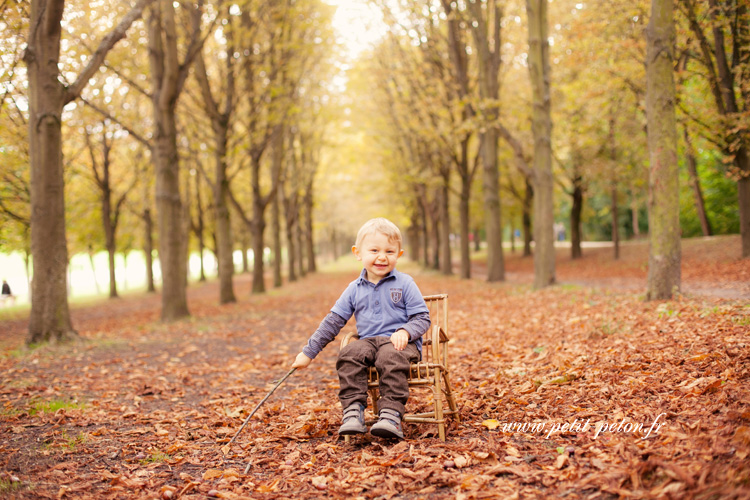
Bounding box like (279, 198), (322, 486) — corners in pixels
(292, 352), (312, 369)
(391, 329), (409, 351)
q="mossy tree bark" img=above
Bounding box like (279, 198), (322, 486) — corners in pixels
(646, 0), (681, 300)
(526, 0), (556, 288)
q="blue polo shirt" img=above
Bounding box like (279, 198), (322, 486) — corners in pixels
(332, 268), (429, 352)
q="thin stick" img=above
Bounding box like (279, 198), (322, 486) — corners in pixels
(228, 367), (297, 448)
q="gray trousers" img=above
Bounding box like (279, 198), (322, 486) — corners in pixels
(336, 336), (420, 416)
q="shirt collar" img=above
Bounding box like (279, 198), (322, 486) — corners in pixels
(356, 268), (397, 285)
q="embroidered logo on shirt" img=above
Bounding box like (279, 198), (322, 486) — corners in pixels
(390, 288), (403, 304)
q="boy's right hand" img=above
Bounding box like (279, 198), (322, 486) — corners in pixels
(292, 352), (312, 369)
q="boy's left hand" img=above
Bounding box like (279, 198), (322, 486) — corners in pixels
(391, 329), (409, 351)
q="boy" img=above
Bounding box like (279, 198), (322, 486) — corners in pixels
(292, 218), (430, 439)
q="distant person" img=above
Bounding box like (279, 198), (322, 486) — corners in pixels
(1, 279), (15, 306)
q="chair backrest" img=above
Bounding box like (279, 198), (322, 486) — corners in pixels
(422, 294), (449, 366)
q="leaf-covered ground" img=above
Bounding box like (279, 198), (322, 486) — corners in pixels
(1, 236), (749, 499)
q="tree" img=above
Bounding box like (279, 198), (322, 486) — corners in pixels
(646, 0), (681, 300)
(465, 0), (505, 282)
(526, 0), (556, 288)
(678, 0), (750, 257)
(192, 3), (239, 304)
(23, 0), (152, 344)
(83, 120), (137, 298)
(147, 0), (212, 320)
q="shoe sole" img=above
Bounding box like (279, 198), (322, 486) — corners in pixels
(338, 428), (366, 435)
(370, 427), (404, 439)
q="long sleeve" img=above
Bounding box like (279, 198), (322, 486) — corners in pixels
(402, 311), (431, 342)
(301, 312), (348, 359)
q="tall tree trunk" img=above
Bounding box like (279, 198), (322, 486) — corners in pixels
(611, 183), (620, 260)
(609, 116), (620, 260)
(527, 0), (555, 288)
(251, 154), (267, 294)
(458, 140), (472, 279)
(143, 208), (156, 292)
(272, 191), (283, 287)
(295, 214), (305, 278)
(571, 172), (583, 260)
(88, 249), (100, 296)
(27, 4), (76, 341)
(148, 0), (198, 320)
(194, 31), (237, 302)
(240, 233), (249, 273)
(630, 191), (641, 239)
(523, 180), (533, 257)
(737, 150), (750, 256)
(408, 214), (422, 265)
(214, 136), (236, 302)
(683, 128), (712, 236)
(271, 132), (284, 288)
(24, 0), (150, 343)
(193, 172), (206, 282)
(481, 132), (505, 281)
(439, 174), (453, 275)
(303, 182), (316, 273)
(465, 0), (505, 282)
(283, 185), (297, 283)
(646, 0), (681, 300)
(100, 156), (119, 298)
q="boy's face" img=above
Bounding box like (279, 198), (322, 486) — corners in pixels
(352, 231), (403, 284)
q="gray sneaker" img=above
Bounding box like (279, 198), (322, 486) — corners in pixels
(338, 403), (366, 435)
(370, 408), (404, 439)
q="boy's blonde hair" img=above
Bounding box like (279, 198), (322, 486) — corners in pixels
(355, 218), (402, 249)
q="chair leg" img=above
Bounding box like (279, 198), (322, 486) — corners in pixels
(369, 387), (379, 415)
(443, 371), (460, 423)
(433, 368), (445, 442)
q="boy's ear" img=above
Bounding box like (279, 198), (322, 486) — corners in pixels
(398, 248), (404, 258)
(351, 245), (361, 260)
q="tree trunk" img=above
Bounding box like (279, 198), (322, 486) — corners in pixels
(214, 135), (236, 303)
(523, 180), (533, 257)
(303, 183), (316, 273)
(283, 186), (297, 283)
(193, 173), (206, 282)
(466, 0), (504, 282)
(26, 0), (78, 344)
(609, 117), (621, 260)
(646, 0), (681, 300)
(271, 133), (284, 288)
(439, 175), (452, 275)
(295, 214), (305, 278)
(143, 208), (156, 292)
(738, 150), (750, 257)
(458, 141), (472, 279)
(527, 0), (555, 288)
(481, 131), (505, 281)
(251, 157), (267, 294)
(272, 191), (283, 287)
(683, 128), (712, 236)
(148, 0), (193, 320)
(631, 191), (641, 239)
(611, 183), (620, 260)
(237, 232), (247, 273)
(88, 250), (100, 295)
(571, 173), (583, 260)
(100, 159), (119, 298)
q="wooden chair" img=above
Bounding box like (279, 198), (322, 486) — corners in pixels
(339, 294), (459, 441)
